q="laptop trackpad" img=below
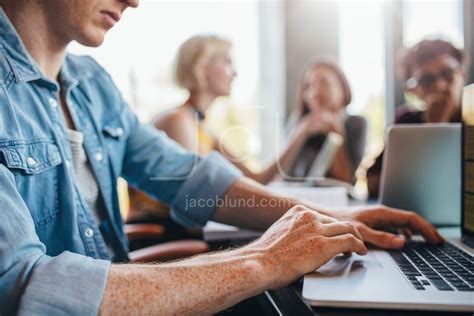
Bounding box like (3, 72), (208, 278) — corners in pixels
(316, 252), (383, 276)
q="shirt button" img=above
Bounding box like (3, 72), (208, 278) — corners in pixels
(27, 157), (37, 166)
(65, 160), (71, 168)
(85, 228), (94, 237)
(49, 98), (58, 108)
(115, 127), (124, 137)
(94, 152), (103, 161)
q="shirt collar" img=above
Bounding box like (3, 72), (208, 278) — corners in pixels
(0, 7), (92, 87)
(60, 55), (93, 91)
(0, 7), (42, 82)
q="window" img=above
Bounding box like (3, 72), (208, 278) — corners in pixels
(403, 0), (464, 48)
(338, 0), (386, 193)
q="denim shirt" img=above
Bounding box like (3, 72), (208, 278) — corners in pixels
(0, 8), (241, 315)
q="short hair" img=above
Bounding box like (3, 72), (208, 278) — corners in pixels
(296, 57), (352, 116)
(398, 39), (466, 81)
(174, 35), (232, 91)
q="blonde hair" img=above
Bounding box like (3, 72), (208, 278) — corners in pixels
(175, 35), (232, 92)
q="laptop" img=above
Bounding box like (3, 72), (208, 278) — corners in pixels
(379, 123), (461, 227)
(302, 84), (474, 312)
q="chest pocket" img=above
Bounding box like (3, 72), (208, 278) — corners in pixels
(102, 118), (125, 175)
(0, 139), (63, 228)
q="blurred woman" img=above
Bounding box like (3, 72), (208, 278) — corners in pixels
(366, 39), (466, 198)
(286, 58), (367, 183)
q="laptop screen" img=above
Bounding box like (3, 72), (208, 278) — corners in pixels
(462, 84), (474, 246)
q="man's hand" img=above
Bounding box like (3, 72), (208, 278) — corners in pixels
(245, 205), (368, 290)
(330, 205), (445, 249)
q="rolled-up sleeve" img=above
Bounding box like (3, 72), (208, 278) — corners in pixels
(0, 164), (110, 315)
(170, 151), (242, 227)
(121, 106), (242, 228)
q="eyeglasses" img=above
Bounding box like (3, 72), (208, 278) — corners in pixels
(406, 67), (460, 90)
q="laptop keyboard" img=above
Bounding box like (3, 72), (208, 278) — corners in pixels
(389, 241), (474, 291)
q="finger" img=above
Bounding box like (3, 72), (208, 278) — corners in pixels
(375, 207), (444, 243)
(358, 225), (406, 249)
(399, 228), (412, 240)
(330, 234), (368, 256)
(316, 213), (338, 224)
(322, 221), (363, 240)
(390, 208), (444, 243)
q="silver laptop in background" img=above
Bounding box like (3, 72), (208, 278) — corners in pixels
(380, 124), (461, 227)
(302, 85), (474, 312)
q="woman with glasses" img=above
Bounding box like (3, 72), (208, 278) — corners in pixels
(367, 39), (467, 198)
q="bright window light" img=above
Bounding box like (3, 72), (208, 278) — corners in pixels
(403, 0), (464, 47)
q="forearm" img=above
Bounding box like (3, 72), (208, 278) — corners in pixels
(213, 177), (331, 230)
(223, 129), (307, 185)
(255, 130), (308, 184)
(329, 140), (355, 183)
(212, 177), (294, 230)
(99, 248), (269, 315)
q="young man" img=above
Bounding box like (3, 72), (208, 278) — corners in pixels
(0, 1), (443, 314)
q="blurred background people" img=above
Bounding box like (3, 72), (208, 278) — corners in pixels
(128, 35), (350, 241)
(68, 0), (472, 203)
(366, 39), (467, 198)
(285, 58), (367, 183)
(153, 35), (337, 184)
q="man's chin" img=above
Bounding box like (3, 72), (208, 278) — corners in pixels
(76, 31), (106, 48)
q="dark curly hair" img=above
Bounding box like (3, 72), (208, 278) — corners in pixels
(398, 39), (466, 82)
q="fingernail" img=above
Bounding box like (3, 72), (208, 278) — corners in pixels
(392, 236), (405, 248)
